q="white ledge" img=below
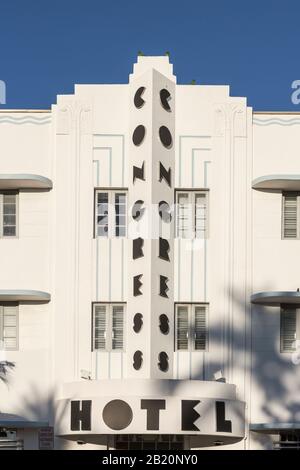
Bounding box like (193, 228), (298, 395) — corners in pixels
(252, 175), (300, 191)
(0, 413), (48, 429)
(251, 291), (300, 306)
(250, 422), (300, 433)
(0, 174), (53, 190)
(0, 290), (51, 302)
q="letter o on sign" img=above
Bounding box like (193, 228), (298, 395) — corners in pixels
(132, 125), (146, 146)
(102, 400), (133, 430)
(159, 126), (172, 148)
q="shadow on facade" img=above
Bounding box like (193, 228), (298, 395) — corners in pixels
(2, 286), (299, 449)
(185, 285), (300, 448)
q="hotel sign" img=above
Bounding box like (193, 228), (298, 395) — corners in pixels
(57, 396), (245, 438)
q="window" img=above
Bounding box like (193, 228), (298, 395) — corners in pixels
(93, 303), (125, 351)
(95, 190), (127, 238)
(282, 192), (300, 239)
(176, 191), (208, 238)
(175, 304), (208, 351)
(0, 304), (18, 350)
(114, 435), (184, 450)
(273, 431), (300, 450)
(0, 192), (18, 237)
(280, 306), (300, 352)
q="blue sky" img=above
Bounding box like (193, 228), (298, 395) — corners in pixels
(0, 0), (299, 110)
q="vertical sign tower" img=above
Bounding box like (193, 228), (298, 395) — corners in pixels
(127, 62), (175, 379)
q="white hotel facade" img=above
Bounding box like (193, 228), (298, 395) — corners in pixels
(0, 56), (300, 450)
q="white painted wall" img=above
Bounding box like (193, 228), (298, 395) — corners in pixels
(0, 112), (52, 448)
(249, 114), (300, 449)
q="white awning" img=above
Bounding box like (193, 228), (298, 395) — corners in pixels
(252, 175), (300, 191)
(251, 291), (300, 306)
(251, 422), (300, 433)
(0, 174), (52, 190)
(0, 413), (48, 429)
(0, 290), (50, 302)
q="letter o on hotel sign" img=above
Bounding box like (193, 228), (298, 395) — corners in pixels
(102, 399), (133, 430)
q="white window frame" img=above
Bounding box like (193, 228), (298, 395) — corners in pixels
(175, 303), (208, 352)
(95, 190), (127, 238)
(282, 192), (300, 240)
(0, 303), (19, 351)
(280, 306), (300, 353)
(175, 190), (208, 239)
(92, 303), (125, 352)
(0, 192), (18, 238)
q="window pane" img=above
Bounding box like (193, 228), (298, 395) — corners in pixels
(3, 215), (16, 225)
(3, 194), (16, 204)
(3, 314), (17, 327)
(3, 326), (17, 338)
(4, 336), (17, 349)
(94, 305), (106, 350)
(116, 226), (126, 237)
(97, 192), (108, 203)
(195, 194), (207, 238)
(115, 193), (126, 237)
(112, 305), (124, 350)
(2, 306), (18, 350)
(3, 204), (16, 215)
(194, 306), (207, 350)
(280, 308), (296, 352)
(116, 215), (126, 225)
(96, 193), (108, 237)
(97, 221), (108, 237)
(3, 226), (16, 237)
(2, 194), (17, 237)
(177, 194), (191, 238)
(176, 307), (189, 350)
(116, 194), (126, 204)
(283, 194), (298, 239)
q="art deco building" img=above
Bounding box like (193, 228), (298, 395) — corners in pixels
(0, 56), (300, 450)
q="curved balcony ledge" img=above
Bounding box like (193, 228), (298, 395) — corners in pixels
(251, 291), (300, 306)
(0, 290), (51, 303)
(250, 422), (300, 434)
(0, 174), (53, 190)
(0, 413), (48, 429)
(56, 379), (245, 447)
(252, 175), (300, 191)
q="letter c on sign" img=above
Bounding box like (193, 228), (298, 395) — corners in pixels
(160, 89), (171, 112)
(102, 399), (133, 430)
(134, 86), (146, 109)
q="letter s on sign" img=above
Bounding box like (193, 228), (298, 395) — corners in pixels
(291, 80), (300, 105)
